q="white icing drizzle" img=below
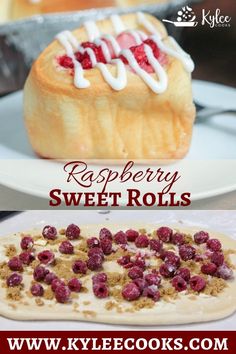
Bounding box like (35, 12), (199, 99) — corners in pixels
(121, 45), (167, 94)
(168, 36), (195, 72)
(56, 31), (90, 88)
(102, 34), (121, 56)
(94, 38), (111, 63)
(110, 14), (126, 34)
(137, 11), (162, 38)
(56, 30), (78, 56)
(151, 34), (194, 72)
(126, 30), (142, 45)
(138, 30), (148, 41)
(78, 45), (97, 67)
(96, 59), (127, 91)
(84, 20), (100, 41)
(55, 12), (194, 93)
(137, 12), (194, 72)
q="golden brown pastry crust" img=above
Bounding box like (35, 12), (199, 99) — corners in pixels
(23, 13), (195, 159)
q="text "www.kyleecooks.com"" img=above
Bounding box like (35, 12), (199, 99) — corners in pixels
(6, 337), (229, 351)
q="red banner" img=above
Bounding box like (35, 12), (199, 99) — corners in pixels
(0, 331), (235, 353)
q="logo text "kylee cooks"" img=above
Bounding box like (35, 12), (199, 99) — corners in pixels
(163, 7), (231, 28)
(202, 9), (231, 28)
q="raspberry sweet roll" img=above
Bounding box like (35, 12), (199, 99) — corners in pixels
(24, 12), (196, 159)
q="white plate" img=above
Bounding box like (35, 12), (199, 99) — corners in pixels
(0, 80), (235, 202)
(0, 209), (235, 330)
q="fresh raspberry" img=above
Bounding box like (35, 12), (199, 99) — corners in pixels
(99, 228), (112, 241)
(122, 283), (141, 301)
(81, 42), (106, 63)
(88, 247), (104, 259)
(149, 239), (163, 252)
(65, 224), (80, 240)
(75, 51), (83, 62)
(145, 273), (161, 286)
(81, 54), (93, 69)
(126, 229), (139, 242)
(179, 244), (196, 261)
(44, 272), (58, 285)
(59, 55), (74, 69)
(163, 251), (180, 267)
(114, 231), (127, 245)
(159, 263), (176, 278)
(51, 278), (65, 292)
(87, 237), (100, 249)
(176, 267), (190, 282)
(80, 41), (97, 54)
(194, 254), (204, 262)
(201, 262), (217, 275)
(19, 251), (35, 265)
(20, 236), (34, 250)
(144, 39), (161, 59)
(207, 239), (222, 252)
(81, 41), (97, 50)
(117, 255), (131, 267)
(135, 234), (149, 248)
(156, 227), (173, 242)
(92, 273), (107, 283)
(116, 32), (137, 50)
(55, 286), (71, 303)
(93, 282), (109, 298)
(130, 43), (146, 63)
(171, 276), (187, 292)
(129, 44), (154, 73)
(100, 238), (113, 255)
(42, 225), (57, 240)
(133, 256), (146, 270)
(72, 260), (87, 274)
(143, 39), (167, 66)
(31, 283), (44, 297)
(33, 266), (49, 281)
(160, 250), (172, 261)
(7, 273), (22, 287)
(59, 240), (74, 254)
(216, 264), (234, 280)
(171, 232), (185, 245)
(96, 46), (107, 63)
(38, 250), (55, 265)
(133, 278), (147, 292)
(128, 266), (143, 280)
(143, 286), (160, 302)
(68, 278), (82, 292)
(124, 262), (135, 269)
(87, 255), (103, 271)
(210, 252), (224, 266)
(119, 55), (128, 65)
(8, 257), (23, 271)
(189, 275), (206, 292)
(194, 231), (209, 244)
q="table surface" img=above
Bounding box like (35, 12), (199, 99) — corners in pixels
(0, 209), (235, 330)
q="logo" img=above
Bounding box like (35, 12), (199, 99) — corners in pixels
(163, 7), (231, 28)
(201, 9), (231, 28)
(163, 6), (198, 27)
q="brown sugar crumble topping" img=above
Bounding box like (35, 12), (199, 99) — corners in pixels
(5, 244), (17, 258)
(0, 224), (235, 313)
